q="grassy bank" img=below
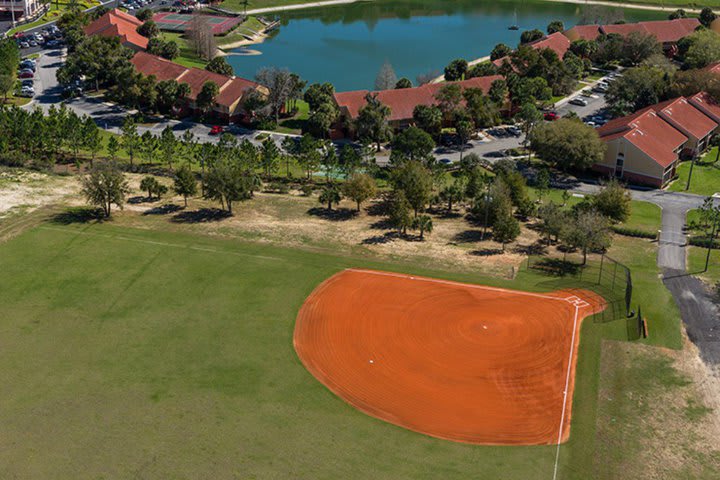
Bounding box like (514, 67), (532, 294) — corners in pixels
(668, 149), (720, 197)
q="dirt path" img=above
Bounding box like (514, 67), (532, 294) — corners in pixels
(246, 0), (366, 15)
(548, 0), (701, 14)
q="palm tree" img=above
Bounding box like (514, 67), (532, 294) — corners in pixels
(319, 184), (342, 210)
(412, 215), (433, 240)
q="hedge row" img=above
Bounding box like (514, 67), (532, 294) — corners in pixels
(611, 226), (657, 239)
(689, 237), (720, 249)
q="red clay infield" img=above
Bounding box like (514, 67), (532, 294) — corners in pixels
(293, 269), (605, 445)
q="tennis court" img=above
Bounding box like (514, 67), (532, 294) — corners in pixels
(153, 12), (243, 35)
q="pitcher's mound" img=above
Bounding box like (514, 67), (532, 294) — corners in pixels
(293, 269), (604, 445)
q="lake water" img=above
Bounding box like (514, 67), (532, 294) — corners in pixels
(226, 0), (665, 91)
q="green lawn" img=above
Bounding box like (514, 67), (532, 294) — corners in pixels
(217, 16), (266, 47)
(275, 99), (309, 134)
(688, 246), (720, 284)
(159, 32), (208, 69)
(668, 150), (720, 197)
(0, 216), (681, 479)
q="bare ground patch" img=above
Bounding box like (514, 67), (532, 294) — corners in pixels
(0, 169), (80, 220)
(115, 188), (542, 276)
(595, 336), (720, 480)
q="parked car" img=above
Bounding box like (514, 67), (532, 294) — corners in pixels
(507, 125), (521, 136)
(18, 70), (34, 79)
(569, 97), (588, 107)
(21, 79), (34, 88)
(439, 158), (453, 166)
(209, 125), (224, 135)
(19, 87), (34, 98)
(544, 111), (558, 121)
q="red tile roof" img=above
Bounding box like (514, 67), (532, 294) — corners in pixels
(563, 24), (601, 42)
(705, 62), (720, 75)
(688, 91), (720, 123)
(493, 32), (570, 68)
(131, 52), (261, 108)
(84, 8), (148, 50)
(333, 75), (503, 122)
(600, 18), (699, 44)
(651, 96), (717, 140)
(597, 108), (688, 168)
(527, 32), (571, 58)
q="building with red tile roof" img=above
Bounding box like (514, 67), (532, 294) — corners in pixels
(130, 52), (266, 123)
(688, 91), (720, 124)
(332, 75), (502, 136)
(595, 93), (720, 187)
(84, 9), (148, 51)
(562, 19), (699, 57)
(563, 24), (602, 42)
(493, 32), (571, 68)
(650, 97), (717, 156)
(596, 108), (688, 187)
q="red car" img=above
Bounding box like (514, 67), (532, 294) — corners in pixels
(18, 70), (34, 79)
(209, 125), (224, 135)
(543, 112), (558, 121)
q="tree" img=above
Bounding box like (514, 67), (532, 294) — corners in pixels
(140, 175), (167, 199)
(81, 162), (130, 217)
(303, 83), (335, 110)
(412, 214), (433, 239)
(391, 160), (433, 216)
(444, 58), (468, 81)
(375, 60), (398, 90)
(668, 9), (686, 20)
(395, 78), (412, 89)
(622, 31), (661, 65)
(592, 179), (631, 222)
(605, 66), (669, 115)
(538, 201), (567, 244)
(306, 102), (338, 138)
(0, 74), (13, 102)
(684, 29), (720, 69)
(434, 83), (463, 118)
(339, 144), (362, 177)
(260, 138), (280, 178)
(159, 125), (178, 170)
(343, 173), (376, 212)
(83, 117), (102, 167)
(493, 209), (520, 252)
(521, 29), (544, 44)
(547, 20), (564, 34)
(174, 164), (197, 207)
(529, 118), (606, 171)
(136, 8), (153, 22)
(355, 93), (392, 151)
(412, 104), (443, 138)
(389, 190), (413, 235)
(517, 102), (543, 139)
(318, 184), (342, 210)
(202, 158), (252, 214)
(256, 67), (295, 125)
(187, 13), (216, 60)
(390, 126), (435, 165)
(161, 40), (180, 60)
(120, 117), (140, 166)
(535, 168), (550, 203)
(140, 131), (157, 165)
(206, 56), (233, 76)
(700, 7), (717, 28)
(464, 88), (499, 128)
(106, 135), (120, 162)
(490, 43), (512, 61)
(562, 210), (612, 264)
(455, 119), (474, 160)
(196, 81), (219, 117)
(439, 178), (466, 212)
(137, 20), (159, 39)
(488, 79), (508, 105)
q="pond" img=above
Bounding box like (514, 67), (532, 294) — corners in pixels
(226, 0), (667, 92)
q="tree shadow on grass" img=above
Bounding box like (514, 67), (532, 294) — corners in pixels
(469, 247), (503, 256)
(171, 208), (232, 223)
(143, 204), (183, 216)
(452, 229), (486, 244)
(51, 207), (105, 225)
(128, 196), (160, 204)
(306, 207), (357, 221)
(512, 241), (547, 256)
(362, 231), (399, 245)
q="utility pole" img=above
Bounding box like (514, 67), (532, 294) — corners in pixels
(704, 209), (719, 272)
(685, 154), (696, 191)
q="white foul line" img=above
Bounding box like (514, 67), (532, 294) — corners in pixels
(552, 304), (580, 480)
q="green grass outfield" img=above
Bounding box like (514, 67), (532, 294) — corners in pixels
(0, 220), (680, 479)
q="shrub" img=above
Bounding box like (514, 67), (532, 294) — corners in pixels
(266, 181), (289, 194)
(301, 184), (314, 196)
(611, 226), (657, 239)
(689, 237), (720, 249)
